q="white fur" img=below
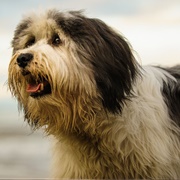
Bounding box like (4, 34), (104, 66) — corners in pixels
(49, 66), (180, 179)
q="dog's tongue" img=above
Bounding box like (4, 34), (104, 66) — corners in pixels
(26, 83), (41, 93)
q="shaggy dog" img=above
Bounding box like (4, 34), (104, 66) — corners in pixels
(8, 9), (180, 179)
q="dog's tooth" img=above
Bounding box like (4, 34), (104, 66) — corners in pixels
(41, 83), (44, 91)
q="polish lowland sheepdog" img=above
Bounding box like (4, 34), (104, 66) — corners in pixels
(8, 9), (180, 179)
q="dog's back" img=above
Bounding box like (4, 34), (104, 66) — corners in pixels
(160, 65), (180, 127)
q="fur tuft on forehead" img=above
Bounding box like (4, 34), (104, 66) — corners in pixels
(12, 9), (84, 53)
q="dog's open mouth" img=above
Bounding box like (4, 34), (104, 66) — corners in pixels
(26, 75), (51, 98)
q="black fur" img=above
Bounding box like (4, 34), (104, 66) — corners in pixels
(161, 66), (180, 127)
(53, 11), (139, 113)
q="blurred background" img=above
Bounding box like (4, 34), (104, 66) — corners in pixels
(0, 0), (180, 178)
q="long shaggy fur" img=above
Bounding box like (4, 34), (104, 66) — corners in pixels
(8, 9), (180, 179)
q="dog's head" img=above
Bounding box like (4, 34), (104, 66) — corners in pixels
(8, 9), (138, 134)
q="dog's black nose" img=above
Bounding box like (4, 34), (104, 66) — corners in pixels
(17, 53), (33, 68)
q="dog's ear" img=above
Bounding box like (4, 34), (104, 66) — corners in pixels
(56, 12), (138, 113)
(75, 18), (138, 113)
(12, 18), (31, 54)
(89, 19), (138, 113)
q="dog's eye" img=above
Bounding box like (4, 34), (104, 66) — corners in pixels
(52, 34), (61, 46)
(25, 37), (35, 48)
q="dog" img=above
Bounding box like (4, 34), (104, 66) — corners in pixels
(8, 9), (180, 179)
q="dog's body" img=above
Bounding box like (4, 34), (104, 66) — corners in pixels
(8, 9), (180, 179)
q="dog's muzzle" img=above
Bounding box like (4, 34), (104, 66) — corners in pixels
(16, 53), (52, 98)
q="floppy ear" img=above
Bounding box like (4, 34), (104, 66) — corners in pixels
(86, 18), (138, 113)
(11, 18), (32, 54)
(56, 12), (138, 113)
(71, 17), (138, 113)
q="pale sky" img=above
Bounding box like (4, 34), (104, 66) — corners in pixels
(0, 0), (180, 127)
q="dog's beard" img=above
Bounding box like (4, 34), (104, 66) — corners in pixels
(8, 44), (100, 135)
